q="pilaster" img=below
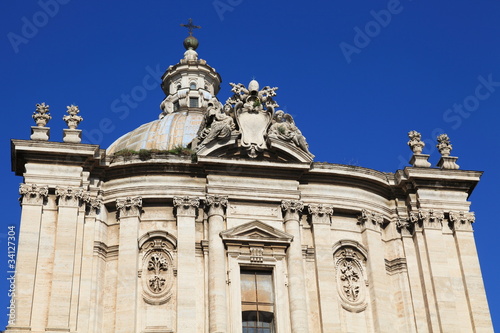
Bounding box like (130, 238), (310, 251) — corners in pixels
(308, 203), (339, 333)
(115, 196), (142, 333)
(205, 195), (228, 333)
(413, 209), (460, 332)
(46, 186), (85, 332)
(10, 184), (48, 331)
(357, 209), (393, 333)
(174, 196), (200, 333)
(281, 200), (309, 333)
(77, 194), (102, 333)
(450, 212), (494, 332)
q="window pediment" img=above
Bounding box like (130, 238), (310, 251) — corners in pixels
(221, 220), (293, 246)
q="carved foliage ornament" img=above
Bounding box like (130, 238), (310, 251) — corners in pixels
(449, 211), (475, 230)
(436, 134), (452, 157)
(33, 102), (52, 127)
(357, 209), (384, 230)
(407, 130), (425, 154)
(56, 186), (85, 206)
(409, 209), (444, 229)
(19, 183), (49, 204)
(281, 200), (304, 214)
(63, 104), (83, 129)
(141, 238), (175, 304)
(116, 197), (142, 217)
(334, 246), (367, 312)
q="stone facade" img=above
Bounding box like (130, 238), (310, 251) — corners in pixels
(9, 34), (493, 333)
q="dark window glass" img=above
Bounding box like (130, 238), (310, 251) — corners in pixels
(189, 97), (199, 108)
(241, 270), (274, 333)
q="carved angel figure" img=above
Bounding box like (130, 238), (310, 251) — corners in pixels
(268, 110), (314, 158)
(197, 98), (235, 148)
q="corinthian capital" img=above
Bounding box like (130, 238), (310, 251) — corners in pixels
(116, 196), (142, 218)
(56, 186), (84, 207)
(308, 203), (333, 225)
(449, 211), (475, 231)
(281, 200), (304, 213)
(357, 209), (384, 231)
(19, 183), (49, 205)
(204, 195), (228, 217)
(410, 209), (444, 229)
(173, 196), (200, 217)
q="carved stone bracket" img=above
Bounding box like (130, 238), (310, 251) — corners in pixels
(281, 200), (304, 222)
(116, 196), (142, 218)
(204, 195), (228, 217)
(56, 186), (85, 207)
(19, 183), (48, 205)
(449, 211), (475, 231)
(357, 209), (384, 232)
(308, 203), (334, 225)
(409, 209), (444, 230)
(173, 196), (200, 217)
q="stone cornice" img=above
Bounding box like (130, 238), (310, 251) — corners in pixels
(11, 139), (103, 176)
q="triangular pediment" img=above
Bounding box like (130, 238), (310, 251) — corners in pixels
(221, 220), (293, 244)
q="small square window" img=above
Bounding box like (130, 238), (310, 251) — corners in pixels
(174, 101), (180, 111)
(189, 97), (199, 108)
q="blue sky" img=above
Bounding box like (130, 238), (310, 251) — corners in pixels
(1, 0), (499, 330)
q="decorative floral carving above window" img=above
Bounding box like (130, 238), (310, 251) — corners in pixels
(333, 244), (368, 312)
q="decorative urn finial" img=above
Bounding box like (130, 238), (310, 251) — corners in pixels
(63, 105), (83, 129)
(436, 134), (452, 157)
(407, 130), (425, 154)
(32, 102), (52, 127)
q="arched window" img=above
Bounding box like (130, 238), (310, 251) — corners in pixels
(190, 82), (197, 90)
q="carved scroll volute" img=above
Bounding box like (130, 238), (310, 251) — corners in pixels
(19, 183), (48, 205)
(449, 211), (475, 231)
(281, 200), (304, 222)
(141, 238), (176, 305)
(205, 195), (228, 217)
(173, 196), (200, 217)
(116, 197), (142, 218)
(334, 246), (368, 312)
(55, 186), (85, 207)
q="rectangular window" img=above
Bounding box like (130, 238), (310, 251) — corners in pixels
(241, 270), (275, 333)
(189, 97), (199, 108)
(173, 101), (180, 111)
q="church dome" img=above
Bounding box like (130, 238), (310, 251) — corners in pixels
(106, 111), (203, 154)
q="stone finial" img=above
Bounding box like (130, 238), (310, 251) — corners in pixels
(436, 134), (452, 157)
(407, 130), (431, 167)
(436, 134), (459, 169)
(407, 130), (425, 154)
(33, 102), (52, 127)
(63, 105), (83, 129)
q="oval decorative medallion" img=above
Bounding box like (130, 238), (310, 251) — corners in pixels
(334, 246), (367, 312)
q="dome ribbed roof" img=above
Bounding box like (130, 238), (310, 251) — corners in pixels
(107, 111), (203, 154)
